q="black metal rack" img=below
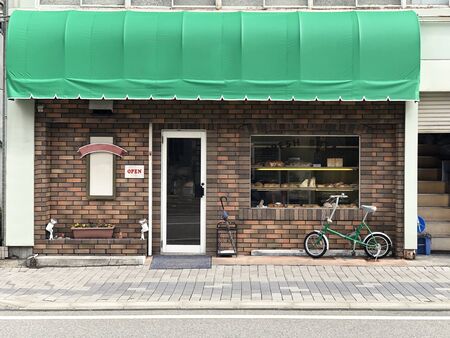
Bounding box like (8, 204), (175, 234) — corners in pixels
(216, 196), (238, 257)
(217, 221), (238, 257)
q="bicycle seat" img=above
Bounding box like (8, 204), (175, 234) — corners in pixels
(361, 205), (377, 213)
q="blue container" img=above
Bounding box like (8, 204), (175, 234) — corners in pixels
(417, 216), (426, 233)
(417, 236), (431, 255)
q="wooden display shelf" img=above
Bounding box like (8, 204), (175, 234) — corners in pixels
(315, 187), (358, 192)
(252, 145), (358, 149)
(251, 187), (358, 192)
(253, 167), (358, 171)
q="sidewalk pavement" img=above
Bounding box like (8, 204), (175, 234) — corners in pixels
(0, 256), (449, 311)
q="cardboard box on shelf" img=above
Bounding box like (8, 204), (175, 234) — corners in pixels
(327, 158), (343, 167)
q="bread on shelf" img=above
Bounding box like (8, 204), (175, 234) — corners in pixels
(264, 160), (285, 167)
(302, 204), (320, 208)
(263, 183), (280, 188)
(286, 204), (302, 208)
(268, 202), (284, 208)
(285, 158), (312, 167)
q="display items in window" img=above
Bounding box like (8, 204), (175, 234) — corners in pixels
(251, 136), (359, 208)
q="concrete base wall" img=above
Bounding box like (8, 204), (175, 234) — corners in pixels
(0, 246), (8, 259)
(8, 246), (33, 259)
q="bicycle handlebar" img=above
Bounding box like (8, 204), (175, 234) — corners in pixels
(326, 194), (348, 222)
(326, 194), (348, 203)
(330, 194), (348, 199)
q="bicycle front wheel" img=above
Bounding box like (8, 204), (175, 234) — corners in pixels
(363, 233), (391, 258)
(304, 231), (327, 258)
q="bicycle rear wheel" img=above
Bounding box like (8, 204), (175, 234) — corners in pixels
(363, 233), (391, 258)
(304, 231), (328, 258)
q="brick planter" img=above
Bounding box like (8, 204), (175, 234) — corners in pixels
(71, 227), (115, 239)
(34, 239), (147, 255)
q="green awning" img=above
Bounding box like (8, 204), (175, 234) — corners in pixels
(7, 10), (420, 101)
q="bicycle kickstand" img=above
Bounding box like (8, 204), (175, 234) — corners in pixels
(351, 240), (357, 256)
(374, 247), (381, 262)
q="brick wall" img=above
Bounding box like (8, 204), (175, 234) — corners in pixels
(34, 239), (146, 255)
(34, 100), (405, 256)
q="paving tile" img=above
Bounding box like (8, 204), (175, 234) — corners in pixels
(0, 263), (449, 308)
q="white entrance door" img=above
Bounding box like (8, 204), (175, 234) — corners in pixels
(161, 130), (206, 254)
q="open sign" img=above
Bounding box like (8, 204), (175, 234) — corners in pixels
(125, 165), (144, 178)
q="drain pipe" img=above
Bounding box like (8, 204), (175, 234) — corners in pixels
(1, 0), (7, 246)
(216, 0), (222, 10)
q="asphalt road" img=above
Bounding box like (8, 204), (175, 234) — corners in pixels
(0, 310), (449, 338)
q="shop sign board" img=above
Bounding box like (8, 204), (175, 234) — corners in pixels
(125, 165), (144, 178)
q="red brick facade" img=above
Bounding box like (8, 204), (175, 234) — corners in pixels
(34, 100), (405, 256)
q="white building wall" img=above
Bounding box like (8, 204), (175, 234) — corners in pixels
(420, 20), (450, 92)
(0, 31), (3, 245)
(405, 102), (419, 251)
(9, 0), (36, 9)
(5, 100), (34, 247)
(4, 2), (35, 248)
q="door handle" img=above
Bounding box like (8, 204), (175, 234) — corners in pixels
(195, 183), (205, 198)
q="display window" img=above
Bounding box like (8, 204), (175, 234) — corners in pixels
(251, 135), (359, 208)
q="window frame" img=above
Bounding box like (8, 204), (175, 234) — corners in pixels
(249, 134), (361, 209)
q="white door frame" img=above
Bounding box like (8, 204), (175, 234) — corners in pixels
(160, 130), (207, 254)
(148, 123), (153, 256)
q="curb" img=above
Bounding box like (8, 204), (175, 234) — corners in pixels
(26, 255), (146, 268)
(1, 300), (450, 312)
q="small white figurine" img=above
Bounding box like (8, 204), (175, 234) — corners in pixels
(139, 218), (149, 240)
(257, 200), (267, 209)
(46, 218), (57, 240)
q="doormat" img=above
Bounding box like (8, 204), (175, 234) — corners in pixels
(150, 255), (212, 269)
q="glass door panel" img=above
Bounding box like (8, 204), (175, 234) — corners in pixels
(166, 138), (202, 245)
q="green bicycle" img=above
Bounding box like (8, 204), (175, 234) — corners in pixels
(304, 194), (392, 259)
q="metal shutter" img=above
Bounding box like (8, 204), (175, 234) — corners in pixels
(419, 92), (450, 133)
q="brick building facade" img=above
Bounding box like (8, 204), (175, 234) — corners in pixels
(33, 99), (405, 257)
